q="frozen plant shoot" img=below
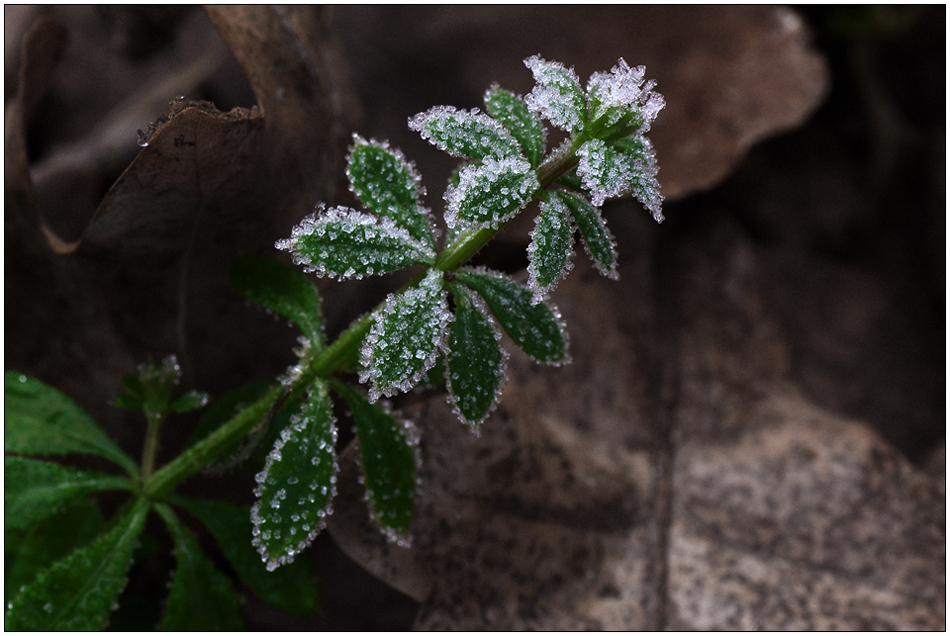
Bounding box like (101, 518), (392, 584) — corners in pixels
(5, 56), (664, 629)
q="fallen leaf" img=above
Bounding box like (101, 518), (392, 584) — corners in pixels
(5, 7), (358, 442)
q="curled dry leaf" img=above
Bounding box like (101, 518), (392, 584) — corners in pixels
(327, 213), (944, 629)
(5, 7), (357, 434)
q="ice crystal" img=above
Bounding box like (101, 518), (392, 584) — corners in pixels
(484, 85), (547, 168)
(358, 268), (451, 402)
(446, 283), (509, 428)
(275, 205), (436, 279)
(554, 190), (618, 279)
(346, 135), (436, 248)
(454, 266), (570, 366)
(251, 382), (338, 571)
(576, 137), (664, 221)
(586, 57), (665, 132)
(527, 193), (576, 304)
(409, 105), (522, 161)
(523, 55), (586, 134)
(443, 156), (539, 231)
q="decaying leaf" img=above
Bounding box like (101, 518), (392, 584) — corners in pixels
(5, 7), (358, 442)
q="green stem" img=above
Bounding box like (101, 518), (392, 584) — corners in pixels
(144, 136), (585, 500)
(140, 409), (164, 483)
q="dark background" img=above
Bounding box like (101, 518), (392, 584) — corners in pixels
(5, 6), (943, 630)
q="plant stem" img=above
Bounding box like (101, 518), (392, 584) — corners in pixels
(144, 136), (585, 499)
(140, 409), (164, 483)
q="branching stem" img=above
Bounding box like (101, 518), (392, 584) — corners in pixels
(144, 131), (585, 499)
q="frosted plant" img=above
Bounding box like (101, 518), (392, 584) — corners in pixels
(237, 54), (662, 567)
(4, 57), (665, 630)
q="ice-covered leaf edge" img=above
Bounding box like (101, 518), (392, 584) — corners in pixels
(576, 136), (664, 221)
(332, 379), (419, 544)
(483, 85), (547, 168)
(523, 55), (587, 134)
(251, 381), (338, 572)
(443, 156), (540, 232)
(408, 105), (522, 161)
(275, 205), (437, 280)
(553, 190), (619, 279)
(526, 192), (576, 304)
(453, 266), (570, 366)
(346, 135), (437, 249)
(358, 268), (452, 402)
(445, 283), (509, 429)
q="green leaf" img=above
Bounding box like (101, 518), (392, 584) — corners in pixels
(172, 496), (320, 616)
(5, 372), (138, 477)
(609, 135), (663, 221)
(409, 105), (522, 161)
(554, 190), (618, 279)
(5, 456), (133, 533)
(251, 380), (338, 571)
(154, 504), (243, 631)
(5, 497), (149, 630)
(446, 284), (507, 427)
(484, 86), (547, 168)
(576, 136), (663, 221)
(527, 192), (575, 303)
(358, 269), (450, 401)
(276, 206), (436, 279)
(331, 380), (417, 540)
(444, 157), (540, 231)
(168, 389), (211, 414)
(5, 498), (106, 606)
(523, 55), (587, 134)
(229, 254), (327, 349)
(454, 267), (569, 365)
(347, 137), (436, 248)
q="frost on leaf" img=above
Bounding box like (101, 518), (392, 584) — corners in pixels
(586, 57), (665, 133)
(611, 136), (664, 222)
(346, 136), (436, 249)
(444, 157), (539, 231)
(275, 205), (436, 279)
(408, 106), (522, 161)
(446, 283), (508, 429)
(484, 86), (547, 168)
(359, 268), (451, 402)
(553, 190), (618, 279)
(523, 55), (587, 134)
(454, 267), (569, 365)
(527, 193), (575, 304)
(251, 381), (338, 571)
(332, 380), (418, 543)
(576, 137), (664, 222)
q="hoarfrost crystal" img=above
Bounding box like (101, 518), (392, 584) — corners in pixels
(359, 269), (451, 402)
(523, 55), (586, 134)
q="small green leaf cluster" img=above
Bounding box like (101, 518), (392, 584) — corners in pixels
(4, 370), (319, 630)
